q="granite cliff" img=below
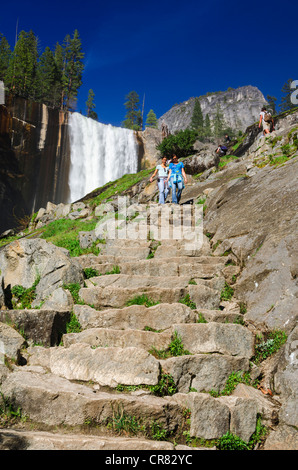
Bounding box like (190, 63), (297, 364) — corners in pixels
(158, 85), (267, 134)
(0, 94), (70, 233)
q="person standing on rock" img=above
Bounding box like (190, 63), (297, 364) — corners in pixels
(259, 106), (273, 135)
(150, 156), (170, 204)
(166, 155), (187, 204)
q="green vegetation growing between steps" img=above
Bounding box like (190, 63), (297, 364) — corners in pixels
(220, 282), (234, 301)
(40, 218), (100, 257)
(252, 330), (287, 365)
(63, 283), (84, 305)
(184, 415), (268, 450)
(208, 371), (252, 398)
(126, 294), (159, 308)
(179, 294), (196, 310)
(0, 392), (24, 426)
(65, 312), (82, 334)
(217, 416), (268, 450)
(83, 267), (99, 279)
(11, 276), (41, 309)
(149, 331), (191, 359)
(115, 371), (177, 397)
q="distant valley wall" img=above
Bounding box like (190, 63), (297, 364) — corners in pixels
(158, 85), (267, 134)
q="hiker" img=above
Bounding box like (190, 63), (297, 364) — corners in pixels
(166, 155), (187, 204)
(216, 145), (228, 157)
(259, 106), (274, 135)
(150, 156), (170, 204)
(225, 134), (231, 144)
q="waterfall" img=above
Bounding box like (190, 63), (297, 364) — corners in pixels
(68, 112), (139, 203)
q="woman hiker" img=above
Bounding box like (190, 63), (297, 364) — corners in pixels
(150, 156), (170, 204)
(166, 155), (187, 204)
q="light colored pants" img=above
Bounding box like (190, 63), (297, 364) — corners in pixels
(157, 178), (169, 204)
(170, 178), (183, 204)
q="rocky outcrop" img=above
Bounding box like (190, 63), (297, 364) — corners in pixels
(158, 85), (267, 134)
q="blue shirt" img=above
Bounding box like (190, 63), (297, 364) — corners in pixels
(169, 162), (184, 180)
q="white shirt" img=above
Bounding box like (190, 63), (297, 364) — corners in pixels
(156, 165), (169, 177)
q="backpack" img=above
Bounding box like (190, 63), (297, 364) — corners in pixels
(264, 111), (272, 122)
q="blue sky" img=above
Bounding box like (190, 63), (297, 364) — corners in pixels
(1, 0), (297, 127)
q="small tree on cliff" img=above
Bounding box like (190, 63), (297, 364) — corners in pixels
(145, 109), (158, 128)
(122, 91), (142, 130)
(86, 89), (98, 120)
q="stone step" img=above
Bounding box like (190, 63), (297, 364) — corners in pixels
(101, 246), (151, 259)
(168, 392), (258, 442)
(195, 308), (243, 324)
(84, 260), (226, 280)
(28, 344), (161, 388)
(0, 309), (71, 347)
(160, 354), (250, 394)
(63, 327), (172, 351)
(77, 253), (228, 269)
(1, 368), (183, 433)
(0, 429), (176, 450)
(85, 274), (190, 289)
(79, 286), (188, 309)
(73, 303), (197, 331)
(172, 323), (255, 358)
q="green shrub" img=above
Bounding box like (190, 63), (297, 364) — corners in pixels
(126, 294), (159, 308)
(40, 218), (100, 257)
(220, 282), (234, 301)
(179, 294), (196, 310)
(83, 267), (99, 279)
(66, 312), (82, 334)
(11, 276), (40, 309)
(63, 283), (84, 305)
(149, 372), (177, 397)
(252, 330), (287, 364)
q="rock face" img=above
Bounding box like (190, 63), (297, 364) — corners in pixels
(0, 95), (70, 233)
(158, 85), (267, 134)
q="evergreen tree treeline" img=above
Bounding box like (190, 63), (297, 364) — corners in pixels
(0, 29), (84, 111)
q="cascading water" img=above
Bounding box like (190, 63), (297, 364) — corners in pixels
(68, 112), (139, 203)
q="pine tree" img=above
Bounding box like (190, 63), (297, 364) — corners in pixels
(61, 30), (84, 110)
(86, 89), (98, 120)
(6, 30), (39, 99)
(122, 90), (142, 130)
(204, 114), (212, 139)
(35, 47), (59, 106)
(0, 33), (12, 82)
(213, 103), (225, 138)
(145, 109), (158, 128)
(280, 79), (296, 113)
(190, 98), (204, 129)
(266, 95), (277, 115)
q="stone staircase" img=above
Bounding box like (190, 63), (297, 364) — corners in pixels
(0, 203), (279, 450)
